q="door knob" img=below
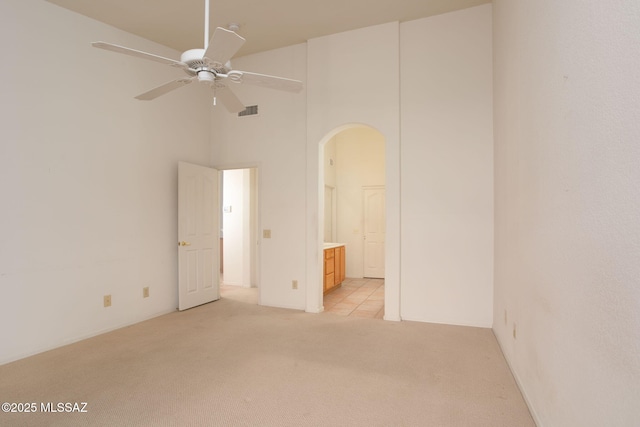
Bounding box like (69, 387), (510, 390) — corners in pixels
(178, 241), (191, 246)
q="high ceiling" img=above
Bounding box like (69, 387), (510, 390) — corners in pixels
(46, 0), (490, 57)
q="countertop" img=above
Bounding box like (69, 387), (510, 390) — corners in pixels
(323, 242), (345, 250)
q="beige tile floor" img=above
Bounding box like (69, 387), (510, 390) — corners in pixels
(323, 278), (384, 319)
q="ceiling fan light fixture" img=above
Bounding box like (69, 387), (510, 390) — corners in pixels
(197, 70), (215, 84)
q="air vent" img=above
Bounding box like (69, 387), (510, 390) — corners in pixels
(238, 105), (258, 117)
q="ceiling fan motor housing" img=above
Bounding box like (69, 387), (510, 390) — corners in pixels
(181, 49), (207, 69)
(181, 48), (226, 85)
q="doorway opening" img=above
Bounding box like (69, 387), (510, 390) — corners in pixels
(320, 126), (385, 318)
(219, 168), (259, 305)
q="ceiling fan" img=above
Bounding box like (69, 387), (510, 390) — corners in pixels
(91, 0), (303, 113)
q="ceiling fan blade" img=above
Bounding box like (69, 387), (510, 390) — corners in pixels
(91, 42), (190, 72)
(227, 70), (303, 93)
(203, 27), (246, 68)
(215, 85), (246, 113)
(135, 78), (195, 101)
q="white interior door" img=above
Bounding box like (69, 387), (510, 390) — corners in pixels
(178, 161), (220, 311)
(363, 186), (385, 278)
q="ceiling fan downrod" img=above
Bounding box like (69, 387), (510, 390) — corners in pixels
(204, 0), (210, 49)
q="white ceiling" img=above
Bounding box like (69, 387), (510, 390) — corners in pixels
(46, 0), (490, 57)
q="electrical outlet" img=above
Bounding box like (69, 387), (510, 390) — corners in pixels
(292, 280), (298, 290)
(103, 295), (112, 308)
(263, 229), (271, 238)
(143, 287), (150, 298)
(513, 323), (517, 339)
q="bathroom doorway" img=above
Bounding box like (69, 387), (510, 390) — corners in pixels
(321, 126), (385, 317)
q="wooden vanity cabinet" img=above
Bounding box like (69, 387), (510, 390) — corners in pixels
(335, 246), (345, 284)
(324, 245), (345, 294)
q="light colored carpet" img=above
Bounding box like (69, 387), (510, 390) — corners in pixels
(0, 287), (534, 426)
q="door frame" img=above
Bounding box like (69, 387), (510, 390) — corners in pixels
(308, 123), (400, 321)
(214, 163), (262, 304)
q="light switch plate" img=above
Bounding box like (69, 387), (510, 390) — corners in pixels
(263, 229), (271, 238)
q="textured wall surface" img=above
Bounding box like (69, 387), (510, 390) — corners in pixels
(0, 0), (211, 364)
(493, 1), (640, 425)
(400, 5), (494, 327)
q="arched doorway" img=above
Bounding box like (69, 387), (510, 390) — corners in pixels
(320, 126), (386, 317)
(306, 123), (399, 320)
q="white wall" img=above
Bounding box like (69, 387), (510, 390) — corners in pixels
(306, 22), (401, 319)
(400, 5), (494, 327)
(334, 127), (385, 278)
(324, 138), (337, 189)
(0, 0), (211, 364)
(493, 1), (640, 425)
(210, 44), (308, 310)
(323, 138), (337, 242)
(212, 8), (493, 327)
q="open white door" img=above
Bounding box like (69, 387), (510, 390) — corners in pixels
(178, 161), (220, 311)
